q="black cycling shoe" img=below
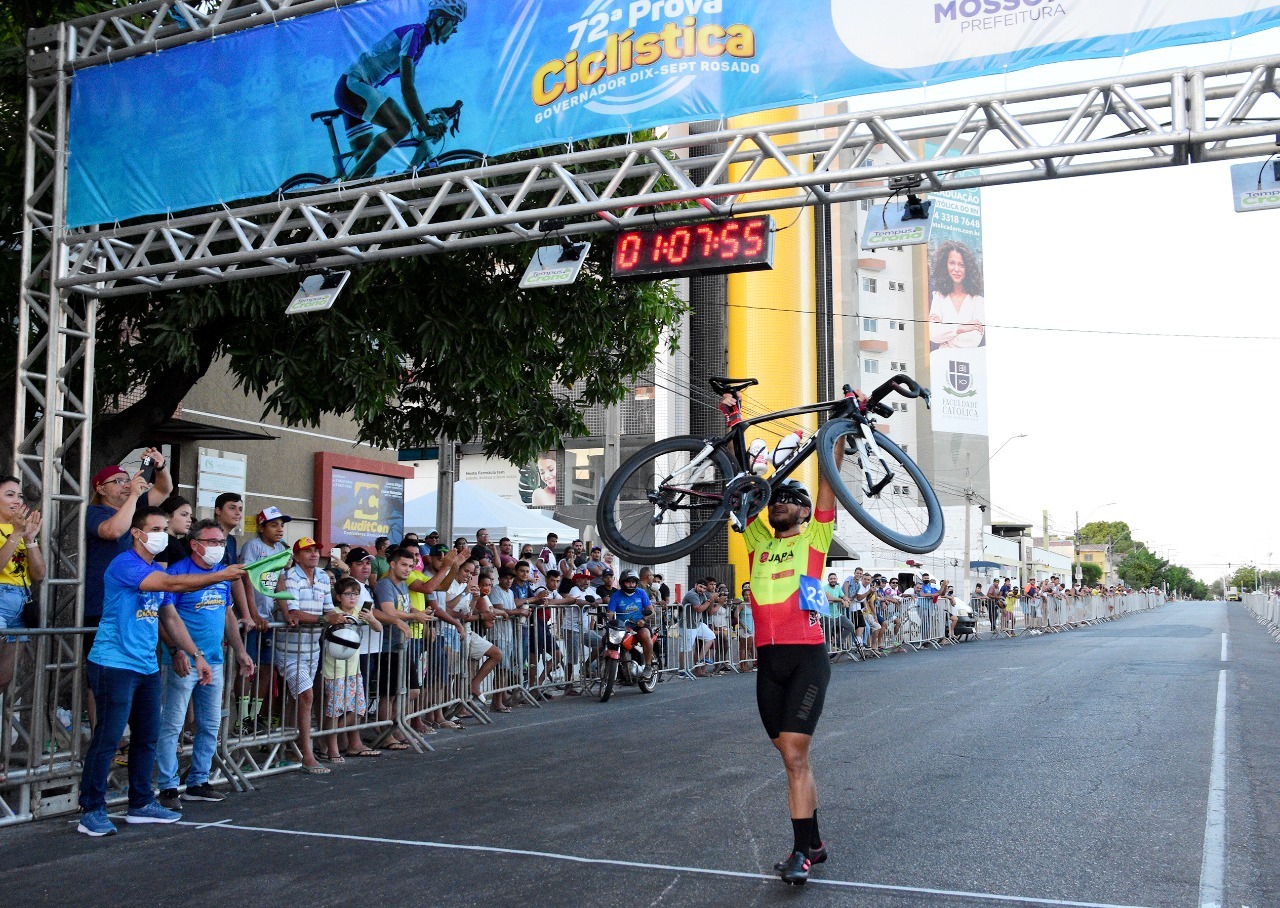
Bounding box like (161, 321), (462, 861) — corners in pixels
(777, 850), (811, 885)
(773, 842), (827, 872)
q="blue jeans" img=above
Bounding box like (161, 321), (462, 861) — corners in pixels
(155, 662), (225, 790)
(79, 662), (161, 811)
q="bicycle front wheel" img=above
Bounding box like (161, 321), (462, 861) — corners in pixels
(596, 435), (734, 563)
(816, 418), (944, 554)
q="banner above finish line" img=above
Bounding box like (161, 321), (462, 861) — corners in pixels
(67, 0), (1280, 227)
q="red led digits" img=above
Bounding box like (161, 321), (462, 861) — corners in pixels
(611, 216), (774, 279)
(742, 217), (765, 256)
(718, 220), (740, 258)
(667, 227), (692, 264)
(616, 232), (642, 270)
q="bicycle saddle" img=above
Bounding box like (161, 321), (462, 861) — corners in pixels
(310, 109), (342, 122)
(708, 376), (759, 396)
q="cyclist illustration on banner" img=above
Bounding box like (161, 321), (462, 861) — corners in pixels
(279, 0), (483, 192)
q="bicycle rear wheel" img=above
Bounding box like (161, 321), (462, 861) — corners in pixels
(815, 418), (944, 554)
(596, 435), (734, 563)
(277, 172), (334, 194)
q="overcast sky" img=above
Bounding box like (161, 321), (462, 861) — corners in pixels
(883, 30), (1280, 582)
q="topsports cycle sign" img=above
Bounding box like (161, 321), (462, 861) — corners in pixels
(66, 0), (1280, 227)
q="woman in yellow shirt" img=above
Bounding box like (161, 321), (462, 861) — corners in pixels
(1, 475), (45, 691)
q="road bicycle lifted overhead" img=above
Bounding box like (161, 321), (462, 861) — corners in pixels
(277, 99), (484, 194)
(595, 374), (945, 563)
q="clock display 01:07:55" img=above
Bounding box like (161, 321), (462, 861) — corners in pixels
(611, 215), (775, 279)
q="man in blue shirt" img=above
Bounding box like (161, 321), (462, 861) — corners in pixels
(606, 570), (654, 669)
(917, 572), (940, 638)
(77, 507), (245, 838)
(154, 519), (256, 810)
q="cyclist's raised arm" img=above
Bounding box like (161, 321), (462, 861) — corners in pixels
(816, 389), (865, 514)
(400, 56), (432, 134)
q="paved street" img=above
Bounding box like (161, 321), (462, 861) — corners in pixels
(2, 601), (1276, 908)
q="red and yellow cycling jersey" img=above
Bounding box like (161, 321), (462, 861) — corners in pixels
(744, 508), (835, 646)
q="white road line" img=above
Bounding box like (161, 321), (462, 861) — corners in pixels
(1198, 668), (1228, 908)
(177, 819), (1156, 908)
(1220, 633), (1228, 662)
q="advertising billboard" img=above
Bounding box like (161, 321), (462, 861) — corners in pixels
(66, 0), (1280, 226)
(328, 467), (406, 545)
(925, 182), (988, 436)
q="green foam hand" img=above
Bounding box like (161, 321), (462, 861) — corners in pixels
(245, 549), (296, 601)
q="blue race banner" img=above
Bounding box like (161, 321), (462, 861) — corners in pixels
(67, 0), (1280, 227)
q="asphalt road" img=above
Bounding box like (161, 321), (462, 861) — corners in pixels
(3, 601), (1276, 908)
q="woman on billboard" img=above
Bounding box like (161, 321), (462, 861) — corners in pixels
(928, 240), (986, 350)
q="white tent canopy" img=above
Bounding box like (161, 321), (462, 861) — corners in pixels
(404, 480), (579, 546)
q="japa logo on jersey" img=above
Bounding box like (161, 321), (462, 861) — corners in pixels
(531, 0), (759, 122)
(945, 360), (978, 398)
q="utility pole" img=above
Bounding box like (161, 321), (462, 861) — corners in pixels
(1042, 509), (1050, 583)
(962, 453), (972, 602)
(436, 438), (456, 542)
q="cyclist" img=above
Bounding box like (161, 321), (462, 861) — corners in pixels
(746, 463), (844, 885)
(606, 569), (654, 671)
(333, 0), (467, 180)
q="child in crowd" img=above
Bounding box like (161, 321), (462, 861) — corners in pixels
(322, 577), (383, 761)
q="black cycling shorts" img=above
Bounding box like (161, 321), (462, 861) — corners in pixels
(755, 643), (830, 740)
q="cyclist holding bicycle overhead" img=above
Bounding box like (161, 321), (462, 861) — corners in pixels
(741, 401), (857, 884)
(334, 0), (466, 181)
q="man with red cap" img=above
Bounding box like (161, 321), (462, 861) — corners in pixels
(275, 536), (344, 772)
(85, 448), (172, 629)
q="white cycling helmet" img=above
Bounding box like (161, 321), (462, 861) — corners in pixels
(322, 623), (362, 662)
(429, 0), (467, 20)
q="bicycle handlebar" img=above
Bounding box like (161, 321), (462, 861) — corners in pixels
(865, 374), (932, 414)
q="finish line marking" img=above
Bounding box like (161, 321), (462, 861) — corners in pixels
(177, 819), (1157, 908)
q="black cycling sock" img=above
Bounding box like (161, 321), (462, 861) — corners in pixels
(810, 809), (822, 848)
(791, 817), (815, 855)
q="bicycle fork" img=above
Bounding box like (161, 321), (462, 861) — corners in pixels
(852, 422), (896, 498)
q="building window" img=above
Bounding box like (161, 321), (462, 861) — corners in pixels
(859, 199), (872, 211)
(564, 447), (604, 506)
(899, 444), (908, 453)
(862, 277), (878, 293)
(863, 359), (879, 374)
(899, 321), (906, 331)
(863, 317), (877, 332)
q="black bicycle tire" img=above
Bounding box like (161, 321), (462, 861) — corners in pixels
(596, 435), (735, 563)
(600, 659), (617, 702)
(815, 418), (945, 554)
(426, 149), (485, 168)
(277, 172), (334, 194)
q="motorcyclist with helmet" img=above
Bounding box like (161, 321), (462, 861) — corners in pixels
(606, 569), (654, 671)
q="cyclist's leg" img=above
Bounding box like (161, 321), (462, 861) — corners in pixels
(337, 75), (409, 180)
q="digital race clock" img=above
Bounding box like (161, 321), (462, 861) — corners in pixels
(612, 215), (775, 280)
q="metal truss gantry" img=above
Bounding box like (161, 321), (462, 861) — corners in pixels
(8, 1), (1280, 822)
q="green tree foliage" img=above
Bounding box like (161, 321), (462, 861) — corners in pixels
(1077, 520), (1138, 555)
(2, 2), (686, 473)
(1117, 547), (1167, 589)
(1078, 561), (1102, 586)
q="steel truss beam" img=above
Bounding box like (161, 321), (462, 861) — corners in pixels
(9, 24), (94, 823)
(55, 52), (1280, 298)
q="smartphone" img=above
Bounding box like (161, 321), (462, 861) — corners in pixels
(139, 456), (156, 484)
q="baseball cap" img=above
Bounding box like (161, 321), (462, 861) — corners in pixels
(425, 530), (440, 538)
(257, 506), (292, 525)
(92, 465), (127, 487)
(292, 537), (321, 554)
(573, 571), (592, 581)
(347, 547), (373, 563)
(602, 568), (614, 576)
(591, 545), (601, 552)
(429, 543), (450, 556)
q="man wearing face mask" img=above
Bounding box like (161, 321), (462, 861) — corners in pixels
(77, 507), (246, 838)
(153, 519), (256, 810)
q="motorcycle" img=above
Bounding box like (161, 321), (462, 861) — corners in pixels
(949, 597), (979, 641)
(596, 605), (657, 702)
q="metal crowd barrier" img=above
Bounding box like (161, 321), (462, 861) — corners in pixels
(1242, 591), (1280, 641)
(0, 590), (1166, 827)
